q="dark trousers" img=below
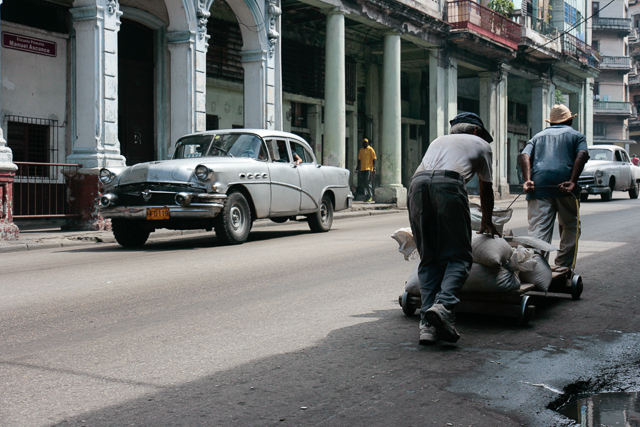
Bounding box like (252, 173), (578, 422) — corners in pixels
(359, 170), (373, 199)
(407, 171), (472, 321)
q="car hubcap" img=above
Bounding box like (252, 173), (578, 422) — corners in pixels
(230, 205), (244, 232)
(320, 202), (328, 224)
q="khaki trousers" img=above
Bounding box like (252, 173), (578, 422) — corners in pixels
(527, 196), (580, 268)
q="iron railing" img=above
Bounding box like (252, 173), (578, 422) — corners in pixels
(12, 162), (81, 219)
(447, 0), (522, 49)
(592, 17), (632, 32)
(561, 33), (600, 68)
(599, 55), (632, 69)
(531, 17), (557, 37)
(593, 101), (633, 115)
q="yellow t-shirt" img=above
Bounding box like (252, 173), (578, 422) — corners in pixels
(358, 146), (377, 171)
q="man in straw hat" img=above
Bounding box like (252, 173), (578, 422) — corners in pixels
(518, 104), (590, 271)
(408, 112), (500, 345)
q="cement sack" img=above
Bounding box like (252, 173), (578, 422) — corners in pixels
(519, 254), (552, 292)
(472, 234), (513, 267)
(505, 246), (537, 273)
(470, 203), (513, 234)
(510, 235), (558, 253)
(391, 228), (419, 261)
(405, 262), (421, 296)
(463, 263), (521, 293)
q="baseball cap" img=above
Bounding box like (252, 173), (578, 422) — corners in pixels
(449, 112), (493, 143)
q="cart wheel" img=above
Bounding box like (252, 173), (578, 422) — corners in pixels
(517, 295), (534, 326)
(571, 274), (583, 301)
(401, 292), (417, 316)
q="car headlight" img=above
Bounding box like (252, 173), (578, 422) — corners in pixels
(195, 165), (212, 181)
(99, 168), (115, 184)
(595, 170), (604, 178)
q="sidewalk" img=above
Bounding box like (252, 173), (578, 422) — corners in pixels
(0, 201), (406, 253)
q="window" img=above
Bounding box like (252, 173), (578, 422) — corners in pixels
(206, 18), (244, 83)
(7, 120), (50, 177)
(282, 40), (325, 99)
(592, 2), (600, 18)
(290, 141), (313, 163)
(593, 122), (606, 137)
(565, 3), (578, 26)
(1, 0), (70, 34)
(592, 40), (600, 51)
(206, 115), (219, 131)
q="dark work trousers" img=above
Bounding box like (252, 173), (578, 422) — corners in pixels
(359, 170), (373, 199)
(407, 170), (473, 322)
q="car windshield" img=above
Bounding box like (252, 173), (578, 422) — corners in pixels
(589, 148), (613, 161)
(173, 133), (265, 160)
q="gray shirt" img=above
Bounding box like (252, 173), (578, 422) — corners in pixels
(415, 133), (493, 184)
(522, 125), (588, 199)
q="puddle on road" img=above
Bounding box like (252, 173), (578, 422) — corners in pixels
(557, 391), (640, 426)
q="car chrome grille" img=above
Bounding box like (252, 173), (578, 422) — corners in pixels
(578, 176), (595, 186)
(114, 183), (206, 206)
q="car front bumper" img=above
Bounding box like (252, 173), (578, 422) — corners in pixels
(99, 203), (225, 219)
(581, 184), (609, 195)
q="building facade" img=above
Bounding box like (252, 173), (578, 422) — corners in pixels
(0, 0), (597, 238)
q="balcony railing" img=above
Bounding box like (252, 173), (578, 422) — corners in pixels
(593, 101), (634, 115)
(592, 17), (632, 32)
(531, 17), (557, 37)
(447, 0), (522, 50)
(561, 33), (600, 68)
(599, 55), (632, 70)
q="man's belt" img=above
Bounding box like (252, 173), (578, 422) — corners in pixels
(420, 170), (463, 181)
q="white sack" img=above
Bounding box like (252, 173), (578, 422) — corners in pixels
(505, 246), (537, 273)
(463, 263), (521, 292)
(470, 203), (513, 232)
(519, 253), (553, 292)
(510, 235), (558, 252)
(405, 262), (421, 295)
(472, 234), (513, 267)
(391, 228), (419, 261)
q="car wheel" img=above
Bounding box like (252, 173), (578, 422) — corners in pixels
(601, 179), (614, 201)
(215, 190), (252, 245)
(307, 194), (333, 232)
(629, 181), (639, 199)
(580, 193), (589, 203)
(112, 219), (151, 248)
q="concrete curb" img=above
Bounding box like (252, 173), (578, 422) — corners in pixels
(1, 206), (407, 253)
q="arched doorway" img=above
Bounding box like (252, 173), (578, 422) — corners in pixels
(118, 18), (155, 165)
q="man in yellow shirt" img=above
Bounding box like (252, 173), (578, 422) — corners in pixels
(357, 138), (377, 202)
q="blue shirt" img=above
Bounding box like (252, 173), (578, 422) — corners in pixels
(521, 125), (588, 200)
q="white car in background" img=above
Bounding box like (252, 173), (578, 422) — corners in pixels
(578, 145), (640, 202)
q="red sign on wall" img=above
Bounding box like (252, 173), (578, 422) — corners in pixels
(2, 32), (57, 57)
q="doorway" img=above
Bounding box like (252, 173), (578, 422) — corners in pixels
(118, 19), (155, 165)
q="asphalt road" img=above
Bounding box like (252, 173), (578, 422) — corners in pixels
(2, 193), (640, 426)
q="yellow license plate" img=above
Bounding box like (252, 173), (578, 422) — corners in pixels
(147, 207), (170, 220)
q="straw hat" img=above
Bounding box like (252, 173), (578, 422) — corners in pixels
(546, 104), (577, 124)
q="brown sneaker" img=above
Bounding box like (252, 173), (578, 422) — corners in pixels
(425, 304), (460, 343)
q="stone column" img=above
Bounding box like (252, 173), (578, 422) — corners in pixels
(569, 92), (581, 132)
(429, 51), (457, 140)
(531, 79), (555, 136)
(241, 49), (268, 129)
(479, 68), (509, 198)
(0, 0), (19, 240)
(167, 31), (198, 149)
(377, 31), (406, 207)
(584, 79), (594, 145)
(67, 2), (126, 230)
(323, 9), (345, 167)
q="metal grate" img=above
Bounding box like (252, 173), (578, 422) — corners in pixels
(206, 18), (244, 83)
(5, 116), (81, 218)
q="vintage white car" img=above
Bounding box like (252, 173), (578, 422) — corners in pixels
(578, 145), (640, 202)
(98, 129), (353, 247)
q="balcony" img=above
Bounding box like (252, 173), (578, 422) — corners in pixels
(592, 17), (632, 34)
(447, 0), (521, 52)
(599, 55), (632, 71)
(561, 33), (600, 69)
(593, 100), (634, 117)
